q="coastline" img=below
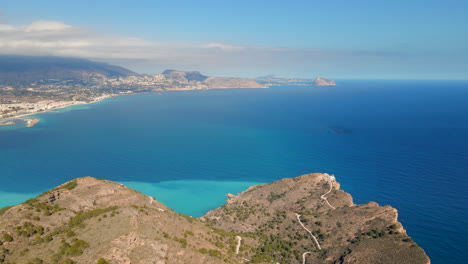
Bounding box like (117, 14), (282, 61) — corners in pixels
(0, 94), (116, 128)
(0, 86), (269, 128)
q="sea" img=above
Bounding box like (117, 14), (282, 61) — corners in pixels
(0, 80), (467, 263)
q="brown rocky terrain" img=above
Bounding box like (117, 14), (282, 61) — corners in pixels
(0, 173), (429, 264)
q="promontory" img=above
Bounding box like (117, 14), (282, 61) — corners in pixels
(0, 173), (429, 263)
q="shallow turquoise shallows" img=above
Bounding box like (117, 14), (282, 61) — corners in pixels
(0, 80), (467, 263)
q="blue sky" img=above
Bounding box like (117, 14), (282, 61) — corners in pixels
(1, 0), (467, 79)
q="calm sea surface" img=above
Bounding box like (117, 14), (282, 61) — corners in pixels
(0, 80), (467, 263)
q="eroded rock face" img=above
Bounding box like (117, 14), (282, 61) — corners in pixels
(43, 189), (70, 204)
(0, 174), (429, 264)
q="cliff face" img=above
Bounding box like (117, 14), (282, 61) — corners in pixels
(0, 174), (429, 264)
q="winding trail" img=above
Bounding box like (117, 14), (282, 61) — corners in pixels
(295, 174), (337, 263)
(235, 236), (242, 255)
(295, 213), (321, 250)
(302, 252), (312, 264)
(320, 178), (336, 210)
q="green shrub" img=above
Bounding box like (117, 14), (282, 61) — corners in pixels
(68, 206), (118, 227)
(27, 257), (43, 264)
(267, 192), (286, 202)
(97, 258), (109, 264)
(15, 222), (44, 237)
(60, 180), (78, 190)
(52, 239), (90, 263)
(2, 233), (13, 242)
(208, 249), (221, 257)
(0, 206), (12, 216)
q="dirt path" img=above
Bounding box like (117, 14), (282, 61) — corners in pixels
(320, 178), (336, 210)
(295, 213), (322, 250)
(296, 174), (338, 263)
(302, 252), (312, 264)
(235, 236), (242, 255)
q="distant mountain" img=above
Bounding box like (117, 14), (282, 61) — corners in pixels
(162, 69), (208, 82)
(0, 55), (138, 84)
(161, 69), (266, 88)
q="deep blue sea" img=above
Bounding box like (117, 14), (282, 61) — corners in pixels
(0, 80), (467, 263)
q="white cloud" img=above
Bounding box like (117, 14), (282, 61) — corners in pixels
(0, 20), (410, 77)
(204, 42), (246, 51)
(21, 20), (72, 32)
(0, 24), (14, 31)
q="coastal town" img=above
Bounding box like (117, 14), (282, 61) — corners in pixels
(0, 56), (332, 128)
(0, 69), (266, 126)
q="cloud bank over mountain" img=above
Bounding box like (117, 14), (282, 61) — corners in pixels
(0, 20), (463, 79)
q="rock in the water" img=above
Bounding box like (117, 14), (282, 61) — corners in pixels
(313, 77), (336, 86)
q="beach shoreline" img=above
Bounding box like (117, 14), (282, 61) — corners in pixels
(0, 94), (116, 128)
(0, 86), (269, 128)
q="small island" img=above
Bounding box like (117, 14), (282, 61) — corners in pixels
(313, 77), (336, 86)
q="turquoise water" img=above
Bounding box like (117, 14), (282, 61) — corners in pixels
(120, 180), (262, 217)
(0, 80), (467, 263)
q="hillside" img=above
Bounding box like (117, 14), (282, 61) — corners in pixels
(0, 55), (138, 85)
(0, 174), (429, 264)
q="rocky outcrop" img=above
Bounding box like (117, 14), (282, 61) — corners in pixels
(205, 173), (430, 264)
(313, 77), (336, 86)
(0, 174), (429, 264)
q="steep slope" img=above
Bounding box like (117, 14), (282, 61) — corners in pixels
(0, 177), (241, 264)
(0, 174), (429, 264)
(0, 55), (138, 84)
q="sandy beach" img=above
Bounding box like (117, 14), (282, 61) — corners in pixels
(0, 94), (115, 128)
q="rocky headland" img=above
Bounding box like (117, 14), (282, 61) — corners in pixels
(313, 77), (336, 86)
(0, 173), (429, 264)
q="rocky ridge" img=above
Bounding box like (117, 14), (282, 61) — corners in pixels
(0, 173), (429, 264)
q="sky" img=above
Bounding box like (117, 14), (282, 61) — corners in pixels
(0, 0), (467, 79)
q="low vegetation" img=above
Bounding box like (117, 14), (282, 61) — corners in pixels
(68, 206), (119, 227)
